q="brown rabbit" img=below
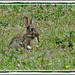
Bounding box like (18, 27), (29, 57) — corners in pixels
(8, 16), (39, 51)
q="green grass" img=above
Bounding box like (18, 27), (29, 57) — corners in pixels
(0, 4), (75, 71)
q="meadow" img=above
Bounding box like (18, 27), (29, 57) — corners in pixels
(0, 4), (75, 71)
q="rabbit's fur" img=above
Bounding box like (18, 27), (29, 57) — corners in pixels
(8, 16), (39, 51)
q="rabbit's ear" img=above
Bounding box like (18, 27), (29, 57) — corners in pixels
(24, 16), (29, 27)
(30, 17), (33, 24)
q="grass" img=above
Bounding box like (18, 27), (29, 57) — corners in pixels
(0, 4), (75, 71)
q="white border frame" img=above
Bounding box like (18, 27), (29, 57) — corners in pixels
(0, 1), (75, 74)
(0, 1), (75, 3)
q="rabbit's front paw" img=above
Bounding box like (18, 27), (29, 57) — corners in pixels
(27, 45), (32, 50)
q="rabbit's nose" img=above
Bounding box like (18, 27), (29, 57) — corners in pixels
(36, 32), (39, 37)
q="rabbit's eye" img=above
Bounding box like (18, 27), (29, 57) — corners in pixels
(31, 28), (33, 31)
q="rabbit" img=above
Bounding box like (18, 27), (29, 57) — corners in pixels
(8, 16), (39, 51)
